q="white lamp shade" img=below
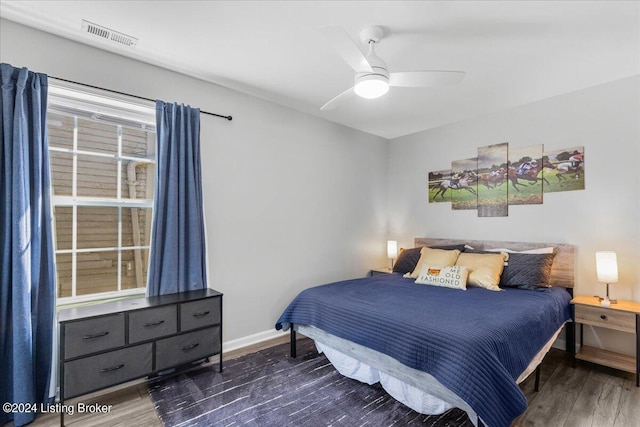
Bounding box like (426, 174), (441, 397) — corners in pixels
(596, 251), (618, 283)
(387, 240), (398, 259)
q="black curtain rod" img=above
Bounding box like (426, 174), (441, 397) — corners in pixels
(50, 76), (233, 121)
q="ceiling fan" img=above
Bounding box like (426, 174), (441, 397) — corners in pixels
(320, 25), (465, 111)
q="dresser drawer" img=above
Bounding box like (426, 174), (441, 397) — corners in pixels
(155, 326), (220, 370)
(63, 343), (152, 399)
(574, 305), (636, 333)
(63, 314), (125, 359)
(180, 297), (221, 331)
(128, 305), (177, 344)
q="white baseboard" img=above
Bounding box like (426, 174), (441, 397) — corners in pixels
(223, 329), (288, 354)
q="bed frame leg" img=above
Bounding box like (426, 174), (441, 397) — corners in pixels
(290, 325), (297, 358)
(534, 365), (541, 392)
(566, 320), (576, 368)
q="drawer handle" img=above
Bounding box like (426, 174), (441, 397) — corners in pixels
(192, 311), (210, 318)
(83, 331), (109, 340)
(181, 343), (200, 351)
(600, 314), (607, 320)
(144, 320), (165, 327)
(99, 364), (124, 373)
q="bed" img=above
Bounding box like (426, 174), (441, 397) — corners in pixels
(275, 238), (575, 427)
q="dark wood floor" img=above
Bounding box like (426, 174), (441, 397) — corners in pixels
(29, 338), (640, 427)
(514, 348), (639, 426)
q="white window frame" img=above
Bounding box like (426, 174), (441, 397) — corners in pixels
(48, 83), (156, 305)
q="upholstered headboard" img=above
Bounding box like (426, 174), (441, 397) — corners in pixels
(414, 238), (575, 289)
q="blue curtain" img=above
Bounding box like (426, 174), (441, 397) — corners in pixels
(0, 64), (55, 426)
(147, 101), (207, 296)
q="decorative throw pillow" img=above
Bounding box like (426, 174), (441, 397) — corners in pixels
(409, 247), (461, 278)
(392, 247), (422, 274)
(455, 252), (508, 291)
(415, 265), (469, 290)
(500, 253), (556, 290)
(393, 244), (466, 274)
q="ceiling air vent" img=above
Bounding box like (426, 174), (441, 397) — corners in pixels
(81, 20), (138, 48)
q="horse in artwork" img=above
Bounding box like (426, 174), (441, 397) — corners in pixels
(433, 173), (477, 199)
(554, 161), (583, 181)
(477, 168), (506, 189)
(507, 161), (554, 191)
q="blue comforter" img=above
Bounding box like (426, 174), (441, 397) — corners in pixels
(275, 273), (572, 427)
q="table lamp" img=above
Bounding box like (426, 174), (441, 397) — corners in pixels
(596, 251), (618, 306)
(387, 240), (398, 271)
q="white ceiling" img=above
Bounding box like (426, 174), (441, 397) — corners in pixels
(1, 1), (639, 139)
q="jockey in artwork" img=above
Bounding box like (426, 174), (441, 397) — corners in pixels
(450, 173), (462, 188)
(569, 153), (583, 168)
(517, 159), (537, 175)
(490, 167), (504, 178)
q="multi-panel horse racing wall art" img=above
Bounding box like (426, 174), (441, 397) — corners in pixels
(427, 144), (585, 217)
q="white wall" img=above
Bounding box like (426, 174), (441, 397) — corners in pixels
(0, 19), (389, 343)
(387, 76), (640, 355)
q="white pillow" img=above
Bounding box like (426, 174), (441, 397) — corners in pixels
(415, 265), (469, 290)
(486, 247), (555, 254)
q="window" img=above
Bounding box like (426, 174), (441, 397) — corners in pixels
(48, 84), (156, 303)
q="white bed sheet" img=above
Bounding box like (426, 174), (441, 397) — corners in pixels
(296, 323), (565, 427)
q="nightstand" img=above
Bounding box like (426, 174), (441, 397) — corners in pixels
(369, 267), (394, 276)
(570, 295), (640, 386)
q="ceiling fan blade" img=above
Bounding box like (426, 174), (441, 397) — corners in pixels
(389, 71), (466, 87)
(320, 87), (355, 111)
(320, 26), (372, 72)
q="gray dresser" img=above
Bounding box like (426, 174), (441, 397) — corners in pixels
(58, 288), (222, 407)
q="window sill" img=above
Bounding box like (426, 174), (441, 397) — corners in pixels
(56, 288), (147, 311)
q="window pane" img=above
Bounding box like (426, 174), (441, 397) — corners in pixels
(76, 251), (118, 295)
(121, 250), (147, 291)
(143, 164), (155, 200)
(77, 154), (117, 198)
(77, 118), (118, 154)
(56, 253), (72, 298)
(54, 206), (72, 250)
(122, 207), (152, 248)
(77, 207), (118, 249)
(49, 151), (73, 196)
(48, 113), (74, 149)
(122, 127), (154, 159)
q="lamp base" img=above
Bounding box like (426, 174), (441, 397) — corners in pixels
(597, 282), (617, 304)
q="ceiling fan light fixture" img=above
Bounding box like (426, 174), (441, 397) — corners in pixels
(354, 74), (389, 99)
(320, 25), (465, 110)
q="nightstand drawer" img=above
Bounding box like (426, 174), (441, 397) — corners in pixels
(64, 314), (125, 359)
(574, 304), (636, 333)
(128, 305), (177, 344)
